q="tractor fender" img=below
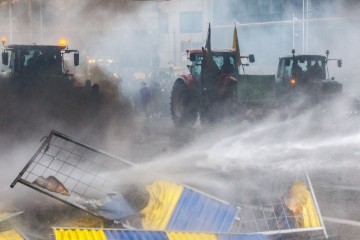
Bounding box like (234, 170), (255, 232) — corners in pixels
(178, 74), (198, 90)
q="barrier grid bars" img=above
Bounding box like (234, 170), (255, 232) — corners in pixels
(232, 174), (322, 235)
(234, 198), (294, 233)
(18, 132), (133, 201)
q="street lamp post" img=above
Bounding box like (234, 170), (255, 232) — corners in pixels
(28, 0), (32, 40)
(306, 0), (309, 53)
(292, 14), (300, 50)
(294, 0), (308, 54)
(292, 13), (295, 49)
(302, 0), (305, 54)
(8, 0), (13, 42)
(40, 0), (43, 43)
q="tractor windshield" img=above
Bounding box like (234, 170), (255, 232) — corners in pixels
(213, 54), (236, 74)
(278, 56), (326, 82)
(10, 49), (63, 75)
(191, 52), (237, 81)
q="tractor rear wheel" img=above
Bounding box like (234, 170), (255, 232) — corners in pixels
(170, 79), (198, 127)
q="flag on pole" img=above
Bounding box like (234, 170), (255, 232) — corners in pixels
(232, 23), (241, 67)
(205, 22), (211, 51)
(204, 22), (216, 71)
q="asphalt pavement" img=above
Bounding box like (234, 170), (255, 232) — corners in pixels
(2, 112), (360, 240)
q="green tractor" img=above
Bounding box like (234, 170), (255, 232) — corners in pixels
(0, 42), (106, 135)
(273, 49), (343, 116)
(1, 43), (81, 92)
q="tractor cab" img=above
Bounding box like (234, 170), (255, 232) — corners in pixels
(277, 55), (327, 86)
(277, 50), (342, 88)
(276, 50), (343, 102)
(187, 49), (203, 81)
(210, 51), (237, 74)
(187, 50), (239, 81)
(2, 44), (79, 78)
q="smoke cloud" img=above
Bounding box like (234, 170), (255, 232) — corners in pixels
(0, 1), (360, 239)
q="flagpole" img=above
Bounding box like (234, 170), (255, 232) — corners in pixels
(292, 13), (295, 49)
(232, 22), (241, 68)
(302, 0), (305, 54)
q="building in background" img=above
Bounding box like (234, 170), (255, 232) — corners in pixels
(157, 0), (360, 69)
(0, 0), (359, 71)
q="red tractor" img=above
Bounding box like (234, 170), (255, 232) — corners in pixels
(170, 48), (255, 127)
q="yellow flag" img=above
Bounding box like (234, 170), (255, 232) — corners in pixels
(232, 24), (241, 67)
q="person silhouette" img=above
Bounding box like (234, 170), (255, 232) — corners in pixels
(221, 56), (234, 73)
(309, 61), (323, 79)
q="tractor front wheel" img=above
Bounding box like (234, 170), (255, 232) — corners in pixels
(170, 79), (198, 127)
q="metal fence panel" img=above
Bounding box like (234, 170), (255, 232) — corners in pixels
(11, 130), (135, 219)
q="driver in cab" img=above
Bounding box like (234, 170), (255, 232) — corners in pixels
(221, 56), (235, 74)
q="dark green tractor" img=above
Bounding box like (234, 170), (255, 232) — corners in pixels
(0, 44), (106, 134)
(1, 44), (80, 92)
(275, 50), (343, 116)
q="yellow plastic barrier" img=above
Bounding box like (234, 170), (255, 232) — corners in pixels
(0, 229), (24, 240)
(54, 229), (106, 240)
(57, 215), (104, 229)
(140, 180), (184, 230)
(285, 181), (320, 228)
(167, 232), (217, 240)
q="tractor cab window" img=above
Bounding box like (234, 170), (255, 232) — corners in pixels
(279, 57), (326, 83)
(307, 59), (326, 79)
(24, 50), (41, 67)
(291, 58), (307, 80)
(212, 55), (236, 74)
(277, 58), (286, 81)
(191, 54), (202, 78)
(279, 58), (307, 82)
(24, 50), (63, 74)
(282, 58), (293, 81)
(9, 52), (15, 71)
(11, 52), (26, 73)
(220, 55), (236, 73)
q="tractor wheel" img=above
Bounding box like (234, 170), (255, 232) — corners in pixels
(170, 79), (198, 127)
(199, 91), (222, 124)
(200, 82), (238, 124)
(199, 91), (210, 124)
(223, 81), (238, 117)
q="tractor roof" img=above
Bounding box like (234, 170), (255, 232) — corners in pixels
(6, 44), (66, 52)
(188, 49), (236, 55)
(280, 54), (326, 60)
